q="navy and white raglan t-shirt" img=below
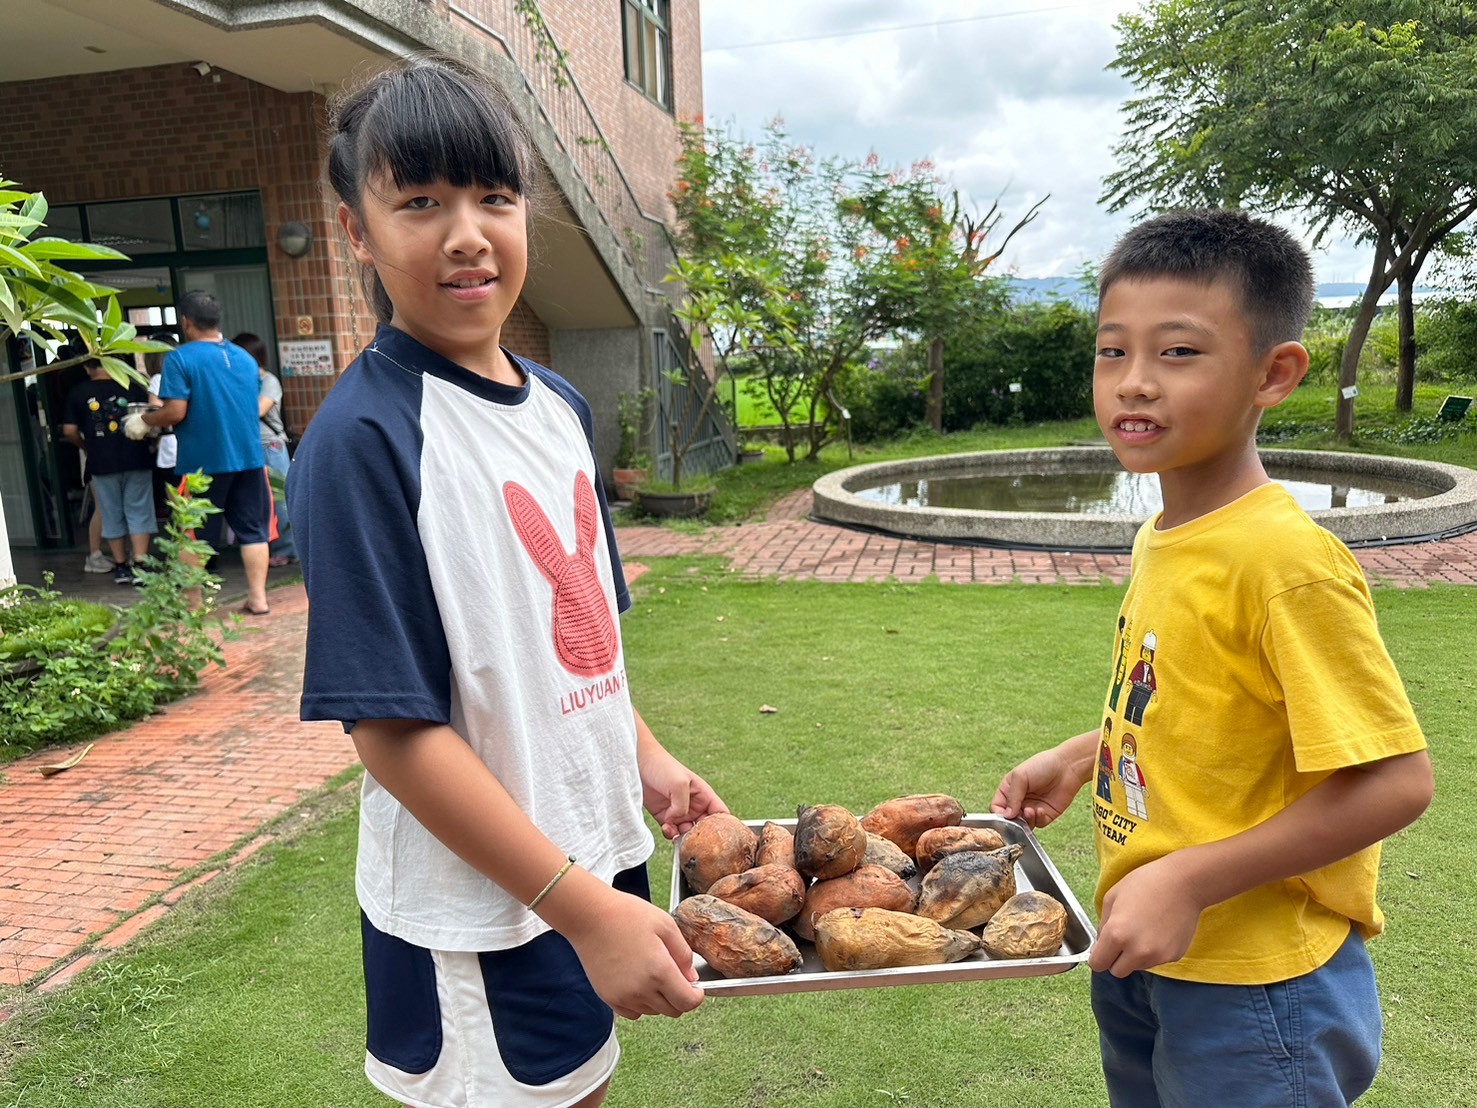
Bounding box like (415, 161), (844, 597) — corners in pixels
(288, 324), (652, 952)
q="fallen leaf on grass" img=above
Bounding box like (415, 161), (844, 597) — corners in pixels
(38, 743), (95, 777)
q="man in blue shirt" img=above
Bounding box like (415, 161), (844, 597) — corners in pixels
(126, 291), (272, 615)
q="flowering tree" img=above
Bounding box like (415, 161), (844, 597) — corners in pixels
(846, 172), (1045, 433)
(669, 122), (1042, 457)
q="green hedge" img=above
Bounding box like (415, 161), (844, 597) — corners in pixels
(942, 299), (1096, 429)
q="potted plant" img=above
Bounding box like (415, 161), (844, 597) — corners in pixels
(633, 478), (714, 519)
(611, 389), (652, 501)
(738, 439), (766, 464)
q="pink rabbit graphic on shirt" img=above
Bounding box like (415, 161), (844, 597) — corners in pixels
(504, 472), (620, 677)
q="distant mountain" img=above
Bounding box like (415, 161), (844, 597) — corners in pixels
(1002, 276), (1449, 308)
(1001, 276), (1094, 305)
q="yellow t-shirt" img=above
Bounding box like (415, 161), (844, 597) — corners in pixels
(1093, 483), (1426, 984)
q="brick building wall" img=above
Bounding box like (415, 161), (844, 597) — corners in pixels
(502, 299), (553, 366)
(0, 63), (360, 433)
(0, 60), (551, 428)
(453, 0), (700, 221)
(538, 0), (702, 219)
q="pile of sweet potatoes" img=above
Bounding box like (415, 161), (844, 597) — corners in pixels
(671, 795), (1068, 979)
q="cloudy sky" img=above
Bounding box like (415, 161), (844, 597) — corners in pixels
(699, 0), (1373, 286)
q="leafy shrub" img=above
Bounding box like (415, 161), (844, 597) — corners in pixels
(1301, 306), (1420, 385)
(941, 299), (1095, 429)
(834, 351), (927, 442)
(1364, 312), (1400, 370)
(1416, 298), (1477, 382)
(0, 473), (231, 759)
(0, 594), (112, 662)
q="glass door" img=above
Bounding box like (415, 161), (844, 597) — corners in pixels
(175, 265), (278, 374)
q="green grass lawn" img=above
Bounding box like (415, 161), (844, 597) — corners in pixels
(727, 374), (823, 429)
(1262, 377), (1477, 470)
(2, 562), (1473, 1106)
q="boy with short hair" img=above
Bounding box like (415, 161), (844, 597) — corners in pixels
(992, 209), (1433, 1107)
(60, 347), (156, 584)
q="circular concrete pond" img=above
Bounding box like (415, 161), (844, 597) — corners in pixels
(811, 447), (1477, 551)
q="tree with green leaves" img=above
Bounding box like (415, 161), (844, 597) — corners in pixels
(0, 181), (168, 589)
(1105, 2), (1477, 436)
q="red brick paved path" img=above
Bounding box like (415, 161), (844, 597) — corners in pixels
(2, 491), (1473, 993)
(0, 587), (349, 990)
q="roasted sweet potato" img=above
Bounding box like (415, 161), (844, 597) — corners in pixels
(862, 832), (917, 880)
(793, 863), (916, 942)
(793, 804), (867, 880)
(707, 864), (807, 925)
(916, 844), (1022, 929)
(673, 895), (803, 979)
(859, 794), (965, 857)
(981, 891), (1068, 959)
(677, 813), (758, 894)
(755, 821), (797, 870)
(814, 907), (980, 971)
(915, 825), (1007, 873)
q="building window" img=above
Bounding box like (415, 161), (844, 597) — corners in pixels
(178, 193), (266, 251)
(622, 0), (672, 110)
(85, 199), (176, 254)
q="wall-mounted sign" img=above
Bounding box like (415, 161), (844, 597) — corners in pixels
(278, 339), (334, 378)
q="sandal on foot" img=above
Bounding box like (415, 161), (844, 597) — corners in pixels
(237, 604), (271, 617)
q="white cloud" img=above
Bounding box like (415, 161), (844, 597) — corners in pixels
(700, 0), (1373, 286)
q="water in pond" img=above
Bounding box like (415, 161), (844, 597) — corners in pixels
(855, 466), (1437, 515)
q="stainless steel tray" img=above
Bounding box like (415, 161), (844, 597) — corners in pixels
(669, 813), (1097, 996)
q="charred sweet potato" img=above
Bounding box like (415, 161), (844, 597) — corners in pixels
(915, 825), (1008, 874)
(813, 907), (980, 971)
(862, 832), (917, 880)
(755, 821), (797, 871)
(677, 813), (758, 894)
(793, 804), (867, 880)
(981, 891), (1068, 959)
(859, 794), (965, 857)
(673, 895), (804, 979)
(915, 844), (1022, 929)
(793, 863), (916, 942)
(706, 864), (807, 925)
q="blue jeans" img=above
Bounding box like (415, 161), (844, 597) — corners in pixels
(1091, 926), (1381, 1108)
(263, 439), (296, 560)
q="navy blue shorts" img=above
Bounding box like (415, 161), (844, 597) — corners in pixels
(196, 468), (272, 548)
(361, 864), (650, 1108)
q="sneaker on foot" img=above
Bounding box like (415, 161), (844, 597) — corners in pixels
(112, 563), (136, 585)
(83, 551), (114, 573)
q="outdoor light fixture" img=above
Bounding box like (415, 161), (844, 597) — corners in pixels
(193, 61), (212, 76)
(277, 221), (313, 258)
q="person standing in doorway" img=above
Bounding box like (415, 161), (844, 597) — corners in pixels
(145, 335), (180, 528)
(232, 331), (296, 567)
(124, 291), (271, 616)
(60, 345), (156, 584)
